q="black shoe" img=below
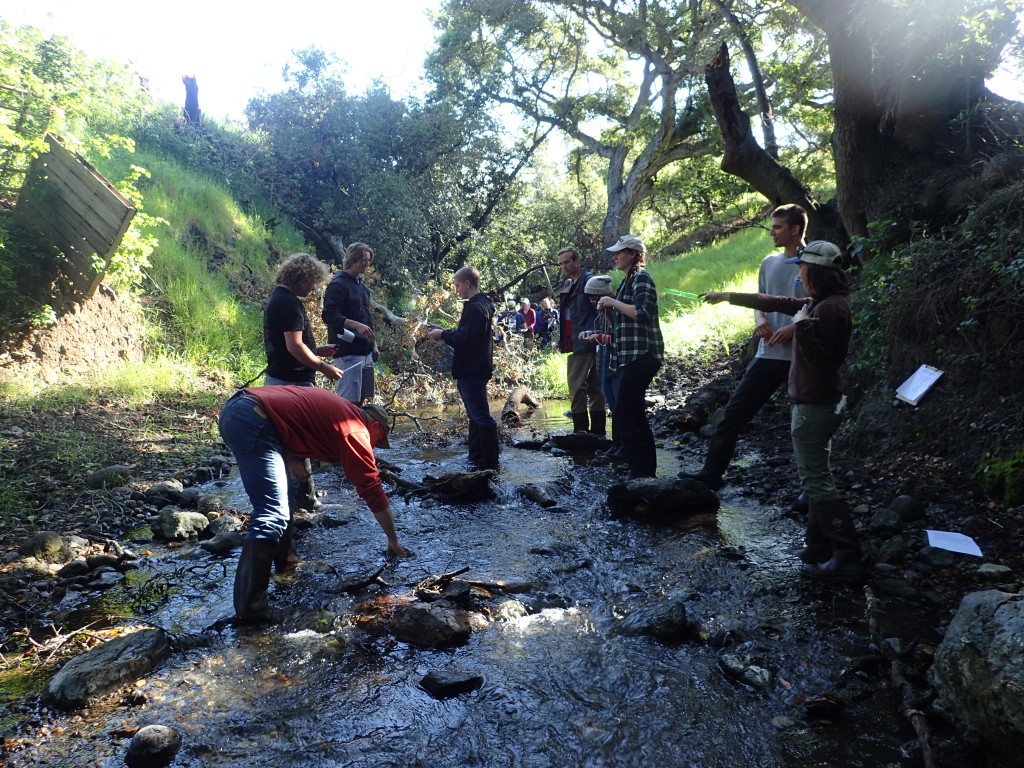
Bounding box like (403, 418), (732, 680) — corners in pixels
(800, 550), (866, 582)
(791, 545), (831, 564)
(597, 445), (624, 459)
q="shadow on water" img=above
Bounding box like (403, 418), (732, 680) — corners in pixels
(20, 400), (909, 767)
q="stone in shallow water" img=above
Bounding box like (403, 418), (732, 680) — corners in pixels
(420, 669), (485, 699)
(125, 724), (182, 767)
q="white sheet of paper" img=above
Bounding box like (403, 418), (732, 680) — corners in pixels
(926, 529), (982, 556)
(896, 365), (944, 406)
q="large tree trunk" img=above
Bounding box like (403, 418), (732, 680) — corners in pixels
(181, 75), (201, 129)
(704, 44), (844, 242)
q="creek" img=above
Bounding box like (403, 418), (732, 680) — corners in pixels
(15, 403), (914, 767)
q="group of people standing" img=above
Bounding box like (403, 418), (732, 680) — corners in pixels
(685, 204), (863, 582)
(496, 296), (558, 347)
(221, 206), (862, 626)
(222, 243), (406, 625)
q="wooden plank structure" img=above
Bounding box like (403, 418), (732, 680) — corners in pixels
(14, 133), (136, 298)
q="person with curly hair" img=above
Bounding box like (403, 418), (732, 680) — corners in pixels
(264, 253), (342, 386)
(262, 253), (343, 544)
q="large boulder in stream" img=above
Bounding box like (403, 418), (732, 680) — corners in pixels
(930, 589), (1024, 765)
(606, 477), (720, 522)
(45, 628), (171, 709)
(389, 601), (488, 648)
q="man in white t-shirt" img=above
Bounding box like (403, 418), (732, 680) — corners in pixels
(682, 204), (807, 491)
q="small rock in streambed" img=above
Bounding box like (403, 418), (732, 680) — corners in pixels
(419, 669), (485, 699)
(125, 723), (182, 767)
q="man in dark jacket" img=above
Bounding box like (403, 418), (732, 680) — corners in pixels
(322, 242), (378, 405)
(557, 247), (606, 436)
(427, 266), (499, 469)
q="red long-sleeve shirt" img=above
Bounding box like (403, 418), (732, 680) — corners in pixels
(243, 386), (389, 514)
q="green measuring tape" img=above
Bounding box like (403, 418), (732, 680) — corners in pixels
(664, 289), (701, 300)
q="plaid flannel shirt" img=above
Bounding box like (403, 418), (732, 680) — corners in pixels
(613, 269), (664, 366)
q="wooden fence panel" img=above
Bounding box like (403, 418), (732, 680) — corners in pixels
(14, 133), (136, 299)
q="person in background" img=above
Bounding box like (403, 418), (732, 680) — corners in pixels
(519, 298), (537, 339)
(427, 266), (499, 469)
(681, 204), (807, 492)
(497, 298), (527, 340)
(537, 296), (558, 347)
(322, 242), (379, 406)
(702, 241), (863, 581)
(219, 385), (405, 624)
(578, 275), (621, 458)
(262, 252), (342, 517)
(596, 235), (664, 478)
(557, 247), (606, 437)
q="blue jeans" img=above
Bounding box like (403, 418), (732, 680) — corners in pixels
(334, 354), (375, 403)
(456, 377), (496, 427)
(218, 392), (290, 542)
(790, 403), (844, 502)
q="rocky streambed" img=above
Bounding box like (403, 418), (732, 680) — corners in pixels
(1, 374), (1022, 767)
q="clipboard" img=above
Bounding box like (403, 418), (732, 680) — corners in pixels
(895, 364), (943, 406)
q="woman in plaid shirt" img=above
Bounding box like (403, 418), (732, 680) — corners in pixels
(596, 235), (665, 478)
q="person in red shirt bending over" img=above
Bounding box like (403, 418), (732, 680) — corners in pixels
(219, 385), (407, 624)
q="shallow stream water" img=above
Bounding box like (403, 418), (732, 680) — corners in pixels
(13, 402), (915, 767)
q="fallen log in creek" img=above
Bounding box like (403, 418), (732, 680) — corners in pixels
(378, 466), (497, 504)
(865, 585), (937, 768)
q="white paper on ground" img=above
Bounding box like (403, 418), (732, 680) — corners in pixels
(925, 529), (983, 557)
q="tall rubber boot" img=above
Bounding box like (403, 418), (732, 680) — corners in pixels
(467, 421), (482, 467)
(274, 511), (300, 573)
(679, 433), (734, 491)
(589, 410), (606, 438)
(571, 412), (589, 434)
(233, 538), (278, 624)
(622, 428), (656, 479)
(290, 469), (321, 513)
(795, 498), (831, 564)
(801, 499), (865, 581)
(477, 422), (500, 470)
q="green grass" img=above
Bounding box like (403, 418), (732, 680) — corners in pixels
(651, 226), (775, 360)
(0, 355), (224, 406)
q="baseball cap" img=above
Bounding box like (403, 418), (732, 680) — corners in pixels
(606, 234), (644, 253)
(361, 403), (391, 448)
(785, 241), (844, 269)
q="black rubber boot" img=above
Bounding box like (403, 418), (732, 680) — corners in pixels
(274, 516), (300, 573)
(477, 422), (500, 470)
(801, 499), (865, 581)
(794, 498), (831, 564)
(679, 433), (734, 491)
(290, 471), (321, 513)
(622, 428), (656, 479)
(233, 538), (279, 624)
(467, 421), (482, 466)
(588, 410), (606, 438)
(792, 491), (810, 514)
(571, 412), (589, 434)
